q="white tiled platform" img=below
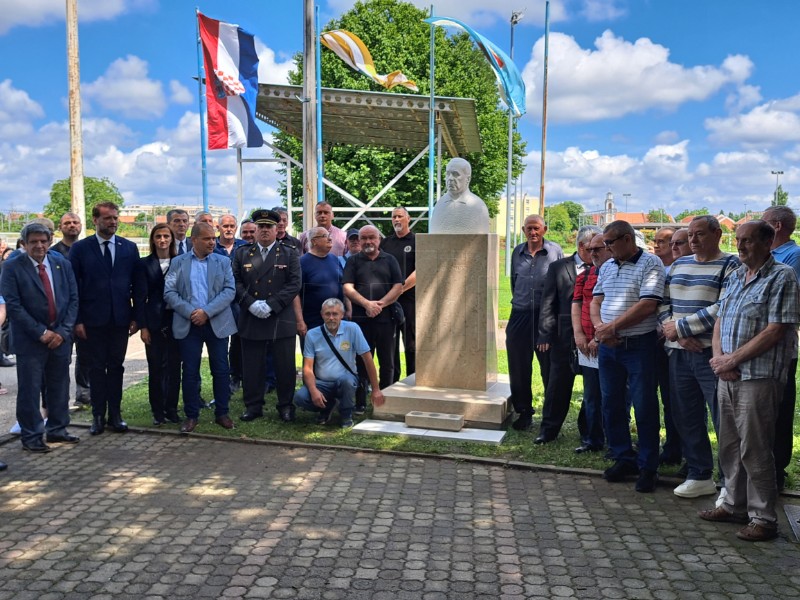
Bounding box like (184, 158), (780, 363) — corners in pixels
(352, 419), (506, 445)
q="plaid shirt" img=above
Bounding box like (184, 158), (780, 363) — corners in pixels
(718, 256), (800, 381)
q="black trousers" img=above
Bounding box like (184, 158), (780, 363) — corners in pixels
(392, 296), (416, 382)
(74, 337), (91, 397)
(538, 341), (576, 439)
(240, 336), (295, 413)
(657, 343), (683, 461)
(229, 333), (243, 381)
(144, 327), (181, 420)
(355, 319), (396, 406)
(85, 325), (129, 421)
(775, 358), (797, 483)
(505, 308), (550, 417)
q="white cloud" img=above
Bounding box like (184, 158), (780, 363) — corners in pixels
(579, 0), (626, 22)
(521, 30), (753, 123)
(255, 38), (295, 85)
(0, 0), (156, 35)
(169, 80), (193, 105)
(0, 79), (44, 137)
(83, 55), (166, 119)
(705, 96), (800, 147)
(724, 84), (762, 114)
(655, 130), (679, 144)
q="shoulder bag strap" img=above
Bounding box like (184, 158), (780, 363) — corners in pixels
(320, 325), (358, 378)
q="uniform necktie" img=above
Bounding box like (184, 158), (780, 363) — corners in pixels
(103, 240), (113, 270)
(38, 263), (56, 324)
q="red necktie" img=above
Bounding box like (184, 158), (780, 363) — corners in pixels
(38, 263), (57, 324)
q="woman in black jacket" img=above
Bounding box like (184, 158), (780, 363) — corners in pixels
(133, 224), (180, 425)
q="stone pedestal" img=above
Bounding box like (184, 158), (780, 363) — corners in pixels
(374, 234), (511, 428)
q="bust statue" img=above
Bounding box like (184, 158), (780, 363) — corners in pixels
(429, 158), (490, 234)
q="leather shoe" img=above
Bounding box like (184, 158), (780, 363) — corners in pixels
(575, 444), (603, 454)
(534, 434), (554, 445)
(215, 415), (235, 430)
(279, 406), (296, 423)
(0, 461), (7, 471)
(23, 441), (52, 453)
(164, 412), (181, 424)
(89, 416), (105, 436)
(697, 506), (749, 524)
(512, 415), (532, 431)
(736, 522), (778, 542)
(180, 418), (198, 434)
(0, 356), (15, 367)
(46, 433), (80, 444)
(108, 419), (128, 433)
(239, 410), (263, 422)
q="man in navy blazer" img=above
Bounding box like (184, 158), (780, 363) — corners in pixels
(164, 222), (237, 434)
(1, 223), (79, 452)
(69, 201), (139, 435)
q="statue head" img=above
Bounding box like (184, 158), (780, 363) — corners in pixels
(445, 158), (471, 198)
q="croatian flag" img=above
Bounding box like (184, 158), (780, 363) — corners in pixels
(198, 12), (263, 149)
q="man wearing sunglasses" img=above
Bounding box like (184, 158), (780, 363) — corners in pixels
(590, 220), (665, 493)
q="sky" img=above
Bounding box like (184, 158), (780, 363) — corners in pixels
(1, 0), (799, 219)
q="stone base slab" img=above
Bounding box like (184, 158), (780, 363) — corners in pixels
(352, 420), (506, 445)
(375, 374), (511, 430)
(405, 411), (465, 431)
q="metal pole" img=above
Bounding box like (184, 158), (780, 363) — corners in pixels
(537, 0), (550, 218)
(315, 5), (324, 204)
(771, 170), (784, 206)
(66, 0), (86, 237)
(428, 4), (436, 222)
(236, 148), (244, 224)
(195, 8), (209, 212)
(302, 0), (319, 232)
(505, 10), (522, 276)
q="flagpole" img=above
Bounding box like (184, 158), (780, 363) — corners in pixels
(427, 5), (436, 222)
(195, 8), (210, 212)
(66, 0), (86, 238)
(315, 5), (324, 204)
(303, 0), (319, 232)
(538, 0), (550, 218)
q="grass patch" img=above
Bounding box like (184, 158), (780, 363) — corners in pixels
(71, 349), (800, 491)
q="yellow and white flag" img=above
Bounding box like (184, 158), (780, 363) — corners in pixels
(321, 29), (418, 92)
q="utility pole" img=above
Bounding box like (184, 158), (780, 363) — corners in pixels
(623, 193), (631, 213)
(771, 170), (784, 206)
(66, 0), (86, 237)
(302, 0), (319, 232)
(504, 10), (523, 276)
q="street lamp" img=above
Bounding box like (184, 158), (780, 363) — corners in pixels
(771, 170), (784, 206)
(504, 10), (524, 276)
(622, 193), (631, 213)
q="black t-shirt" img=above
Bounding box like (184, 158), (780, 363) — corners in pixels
(51, 240), (72, 257)
(343, 251), (403, 323)
(381, 232), (415, 301)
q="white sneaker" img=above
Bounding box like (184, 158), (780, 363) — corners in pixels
(674, 478), (717, 498)
(9, 421), (21, 435)
(715, 487), (728, 508)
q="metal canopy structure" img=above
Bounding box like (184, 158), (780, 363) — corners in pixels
(255, 83), (482, 157)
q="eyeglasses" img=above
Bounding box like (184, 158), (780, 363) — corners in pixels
(669, 240), (687, 247)
(588, 246), (605, 253)
(603, 235), (625, 247)
(312, 234), (332, 240)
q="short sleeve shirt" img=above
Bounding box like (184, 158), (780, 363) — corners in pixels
(342, 251), (403, 323)
(381, 232), (415, 301)
(593, 249), (664, 336)
(303, 321), (370, 381)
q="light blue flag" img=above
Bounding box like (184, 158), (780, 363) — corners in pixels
(425, 16), (526, 116)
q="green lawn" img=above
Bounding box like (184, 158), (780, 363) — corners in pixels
(73, 350), (800, 492)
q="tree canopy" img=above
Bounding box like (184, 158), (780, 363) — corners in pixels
(675, 207), (709, 221)
(774, 184), (789, 207)
(273, 0), (526, 233)
(544, 204), (571, 232)
(44, 176), (124, 223)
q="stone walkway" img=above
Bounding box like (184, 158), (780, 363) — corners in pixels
(0, 431), (798, 599)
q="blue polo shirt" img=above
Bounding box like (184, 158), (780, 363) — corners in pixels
(304, 321), (370, 381)
(772, 240), (800, 281)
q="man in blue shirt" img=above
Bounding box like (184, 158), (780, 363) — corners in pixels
(762, 206), (800, 491)
(294, 298), (383, 427)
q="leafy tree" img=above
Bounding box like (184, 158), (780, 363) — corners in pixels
(558, 200), (584, 230)
(44, 176), (124, 223)
(674, 207), (709, 221)
(647, 209), (669, 223)
(544, 204), (571, 232)
(774, 184), (789, 206)
(274, 0), (526, 233)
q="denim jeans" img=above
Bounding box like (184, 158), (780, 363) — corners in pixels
(294, 376), (358, 421)
(581, 366), (605, 448)
(178, 324), (230, 419)
(669, 348), (718, 480)
(598, 331), (660, 471)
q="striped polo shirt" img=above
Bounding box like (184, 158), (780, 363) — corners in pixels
(593, 249), (664, 336)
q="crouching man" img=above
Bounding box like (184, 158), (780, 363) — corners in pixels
(294, 298), (384, 427)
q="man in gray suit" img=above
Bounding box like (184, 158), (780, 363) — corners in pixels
(164, 222), (237, 434)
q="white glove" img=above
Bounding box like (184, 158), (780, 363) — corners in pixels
(248, 300), (271, 319)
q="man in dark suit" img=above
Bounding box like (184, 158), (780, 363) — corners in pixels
(233, 209), (302, 423)
(164, 222), (237, 434)
(535, 226), (600, 444)
(1, 223), (80, 452)
(167, 209), (192, 255)
(69, 201), (139, 435)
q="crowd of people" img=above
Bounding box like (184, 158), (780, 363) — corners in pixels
(509, 209), (799, 542)
(0, 200), (796, 542)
